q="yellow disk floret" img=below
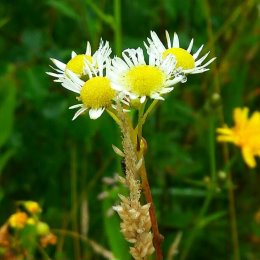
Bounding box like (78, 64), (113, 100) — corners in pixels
(80, 77), (116, 109)
(163, 48), (195, 70)
(125, 65), (165, 96)
(66, 54), (92, 76)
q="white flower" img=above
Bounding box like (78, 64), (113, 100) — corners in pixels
(47, 40), (112, 80)
(108, 47), (184, 103)
(146, 31), (216, 74)
(56, 47), (117, 120)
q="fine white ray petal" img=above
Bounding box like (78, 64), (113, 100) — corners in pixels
(71, 51), (77, 58)
(160, 87), (174, 94)
(140, 96), (146, 103)
(173, 32), (180, 48)
(198, 57), (216, 69)
(136, 48), (145, 65)
(187, 39), (194, 53)
(69, 104), (83, 109)
(46, 72), (63, 78)
(191, 68), (210, 74)
(165, 31), (171, 48)
(151, 93), (164, 100)
(51, 58), (66, 70)
(193, 44), (204, 59)
(89, 108), (105, 119)
(150, 31), (165, 52)
(166, 75), (184, 86)
(86, 42), (91, 55)
(122, 51), (134, 67)
(72, 107), (87, 120)
(195, 51), (210, 66)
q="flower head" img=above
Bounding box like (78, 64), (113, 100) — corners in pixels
(59, 44), (117, 120)
(109, 47), (184, 103)
(47, 40), (111, 80)
(8, 212), (28, 229)
(146, 31), (216, 74)
(217, 107), (260, 168)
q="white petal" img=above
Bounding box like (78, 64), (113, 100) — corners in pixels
(122, 51), (134, 67)
(71, 51), (77, 58)
(150, 31), (166, 52)
(195, 51), (210, 66)
(197, 57), (216, 69)
(51, 58), (66, 71)
(150, 93), (164, 100)
(191, 68), (210, 74)
(69, 104), (83, 109)
(166, 75), (184, 86)
(140, 96), (146, 103)
(86, 42), (91, 55)
(173, 33), (180, 48)
(72, 107), (87, 120)
(160, 87), (174, 94)
(187, 39), (194, 53)
(89, 108), (105, 119)
(165, 31), (171, 48)
(61, 80), (81, 94)
(46, 72), (63, 78)
(193, 45), (204, 59)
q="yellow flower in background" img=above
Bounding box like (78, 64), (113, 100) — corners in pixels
(8, 212), (28, 229)
(217, 107), (260, 168)
(24, 201), (42, 214)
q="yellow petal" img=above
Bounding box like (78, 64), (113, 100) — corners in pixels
(216, 127), (233, 135)
(217, 136), (236, 143)
(234, 107), (249, 127)
(242, 147), (256, 168)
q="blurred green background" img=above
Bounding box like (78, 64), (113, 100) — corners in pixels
(0, 0), (259, 259)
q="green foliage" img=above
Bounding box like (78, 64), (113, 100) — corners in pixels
(0, 0), (259, 259)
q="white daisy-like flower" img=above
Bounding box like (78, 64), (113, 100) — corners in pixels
(57, 49), (117, 120)
(108, 47), (184, 103)
(146, 31), (216, 74)
(47, 40), (112, 80)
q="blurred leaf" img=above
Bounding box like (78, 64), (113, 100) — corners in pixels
(0, 67), (16, 148)
(0, 17), (9, 28)
(199, 211), (227, 228)
(46, 0), (79, 20)
(0, 149), (15, 174)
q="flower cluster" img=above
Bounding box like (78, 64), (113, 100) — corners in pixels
(47, 31), (215, 120)
(217, 107), (260, 168)
(0, 201), (57, 252)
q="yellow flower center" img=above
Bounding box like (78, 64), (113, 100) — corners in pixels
(80, 77), (116, 109)
(125, 65), (165, 96)
(163, 48), (195, 70)
(66, 54), (92, 76)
